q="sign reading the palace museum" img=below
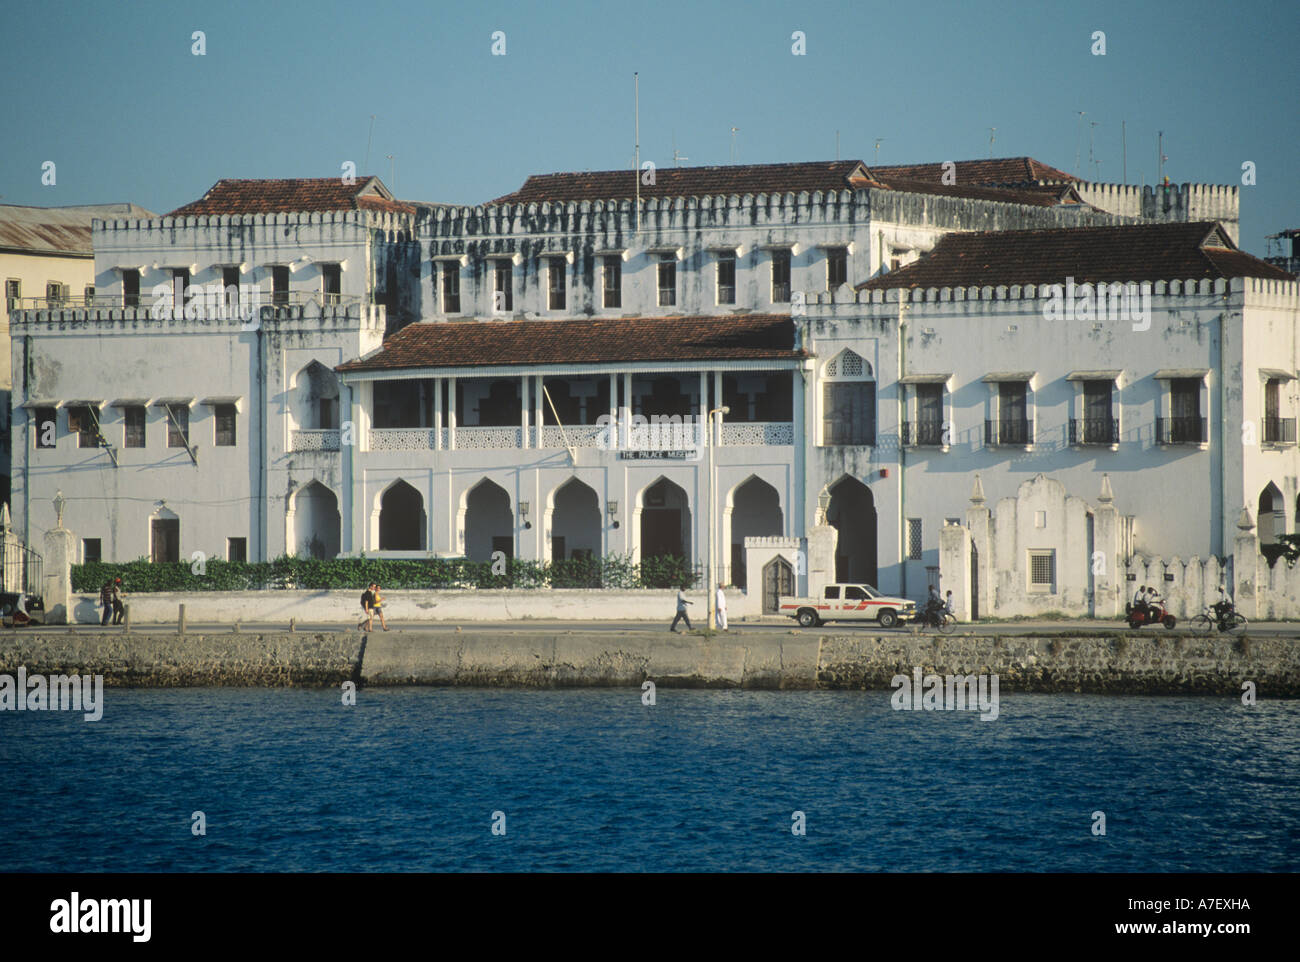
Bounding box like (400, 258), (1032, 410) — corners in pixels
(619, 449), (699, 460)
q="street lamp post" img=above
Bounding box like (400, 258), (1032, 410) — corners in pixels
(706, 405), (730, 630)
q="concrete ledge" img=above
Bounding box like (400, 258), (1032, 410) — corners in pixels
(1, 630), (1296, 695)
(64, 589), (719, 625)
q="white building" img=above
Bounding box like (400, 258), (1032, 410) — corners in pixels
(11, 158), (1293, 617)
(1, 202), (153, 503)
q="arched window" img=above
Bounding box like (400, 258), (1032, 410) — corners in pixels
(822, 349), (875, 445)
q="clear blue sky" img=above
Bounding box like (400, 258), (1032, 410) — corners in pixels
(2, 0), (1296, 254)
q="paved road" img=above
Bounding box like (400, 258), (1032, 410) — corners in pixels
(17, 619), (1300, 637)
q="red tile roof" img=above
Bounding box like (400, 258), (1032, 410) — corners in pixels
(337, 314), (800, 373)
(868, 157), (1077, 186)
(858, 222), (1294, 291)
(166, 177), (413, 217)
(488, 161), (881, 204)
(875, 178), (1084, 208)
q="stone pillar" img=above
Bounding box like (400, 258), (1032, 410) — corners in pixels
(965, 475), (993, 619)
(42, 525), (76, 625)
(806, 523), (838, 597)
(1091, 473), (1124, 618)
(939, 522), (972, 621)
(1233, 507), (1259, 618)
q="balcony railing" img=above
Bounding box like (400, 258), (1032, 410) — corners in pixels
(985, 418), (1033, 446)
(364, 421), (796, 451)
(1068, 417), (1120, 445)
(1263, 417), (1297, 445)
(291, 429), (342, 452)
(719, 422), (795, 445)
(900, 420), (946, 447)
(1156, 416), (1207, 444)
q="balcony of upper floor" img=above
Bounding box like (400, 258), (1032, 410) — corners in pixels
(293, 371), (798, 454)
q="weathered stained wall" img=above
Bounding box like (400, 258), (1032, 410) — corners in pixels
(2, 629), (1295, 695)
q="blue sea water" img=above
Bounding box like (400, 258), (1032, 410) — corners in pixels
(1, 687), (1297, 872)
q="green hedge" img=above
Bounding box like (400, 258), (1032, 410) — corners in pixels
(72, 554), (699, 593)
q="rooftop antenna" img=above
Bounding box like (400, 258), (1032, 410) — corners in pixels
(634, 72), (640, 233)
(386, 154), (395, 193)
(1158, 130), (1167, 184)
(364, 114), (376, 176)
(730, 126), (739, 164)
(988, 127), (997, 159)
(874, 138), (884, 165)
(672, 129), (687, 167)
(1088, 121), (1100, 180)
(1073, 111), (1086, 176)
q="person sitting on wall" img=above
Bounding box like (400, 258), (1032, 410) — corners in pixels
(358, 583), (376, 632)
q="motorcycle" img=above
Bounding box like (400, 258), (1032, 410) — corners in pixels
(1125, 599), (1176, 630)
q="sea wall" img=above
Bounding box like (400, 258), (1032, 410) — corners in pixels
(2, 630), (1297, 695)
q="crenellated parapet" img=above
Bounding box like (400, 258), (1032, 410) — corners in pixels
(1073, 182), (1240, 241)
(8, 300), (386, 335)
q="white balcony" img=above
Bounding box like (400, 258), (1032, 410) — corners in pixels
(291, 429), (341, 451)
(720, 422), (795, 445)
(363, 422), (794, 451)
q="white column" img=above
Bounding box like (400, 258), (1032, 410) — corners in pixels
(622, 372), (633, 449)
(448, 376), (457, 450)
(521, 375), (530, 449)
(534, 374), (544, 447)
(713, 371), (723, 445)
(434, 377), (443, 450)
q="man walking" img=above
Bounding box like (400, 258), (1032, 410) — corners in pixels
(100, 581), (114, 626)
(111, 578), (126, 626)
(371, 583), (390, 631)
(715, 585), (728, 631)
(670, 585), (693, 632)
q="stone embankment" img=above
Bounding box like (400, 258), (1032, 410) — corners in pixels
(1, 630), (1296, 695)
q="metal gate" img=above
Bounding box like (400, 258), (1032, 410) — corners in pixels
(763, 556), (795, 614)
(2, 541), (43, 595)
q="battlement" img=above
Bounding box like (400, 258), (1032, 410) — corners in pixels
(92, 208), (415, 236)
(9, 300), (385, 334)
(420, 188), (871, 241)
(801, 274), (1299, 312)
(1073, 182), (1240, 239)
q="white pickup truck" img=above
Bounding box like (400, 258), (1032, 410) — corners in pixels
(779, 583), (917, 629)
